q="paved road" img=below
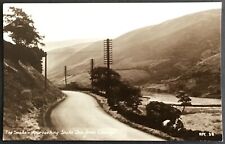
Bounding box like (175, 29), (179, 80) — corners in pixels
(51, 91), (165, 141)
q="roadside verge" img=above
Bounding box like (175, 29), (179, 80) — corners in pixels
(87, 92), (182, 141)
(41, 94), (67, 140)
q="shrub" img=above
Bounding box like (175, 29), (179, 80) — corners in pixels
(117, 102), (147, 124)
(63, 82), (90, 91)
(111, 82), (142, 110)
(146, 101), (181, 125)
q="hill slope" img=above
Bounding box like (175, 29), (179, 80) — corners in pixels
(167, 53), (221, 98)
(48, 9), (221, 98)
(3, 42), (65, 140)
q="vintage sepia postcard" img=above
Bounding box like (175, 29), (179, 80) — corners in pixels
(2, 2), (223, 141)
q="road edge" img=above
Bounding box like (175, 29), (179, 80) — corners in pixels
(42, 94), (67, 140)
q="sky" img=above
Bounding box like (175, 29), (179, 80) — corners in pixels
(3, 2), (222, 43)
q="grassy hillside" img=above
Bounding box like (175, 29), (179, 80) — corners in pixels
(47, 42), (92, 73)
(48, 9), (221, 98)
(3, 42), (65, 140)
(168, 53), (221, 98)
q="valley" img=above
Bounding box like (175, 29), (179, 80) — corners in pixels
(47, 9), (221, 99)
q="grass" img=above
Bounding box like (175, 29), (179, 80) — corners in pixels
(3, 59), (65, 140)
(181, 113), (222, 134)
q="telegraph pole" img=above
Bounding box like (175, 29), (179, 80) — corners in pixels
(104, 39), (112, 69)
(90, 58), (94, 91)
(64, 66), (67, 87)
(104, 39), (112, 99)
(44, 52), (47, 90)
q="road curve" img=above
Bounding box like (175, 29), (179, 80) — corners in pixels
(51, 91), (165, 141)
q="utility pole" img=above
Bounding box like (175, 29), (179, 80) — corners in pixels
(104, 39), (112, 69)
(64, 66), (67, 87)
(90, 58), (94, 91)
(44, 52), (47, 90)
(104, 39), (112, 99)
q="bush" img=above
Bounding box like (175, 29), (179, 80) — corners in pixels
(117, 102), (147, 124)
(111, 82), (142, 110)
(146, 101), (181, 126)
(63, 82), (90, 91)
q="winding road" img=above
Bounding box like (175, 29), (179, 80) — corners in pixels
(50, 91), (165, 141)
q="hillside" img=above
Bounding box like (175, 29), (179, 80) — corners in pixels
(42, 38), (100, 51)
(3, 42), (65, 140)
(48, 9), (221, 98)
(47, 42), (92, 72)
(167, 53), (221, 98)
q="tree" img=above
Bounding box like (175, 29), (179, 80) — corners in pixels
(112, 82), (142, 110)
(176, 90), (192, 113)
(3, 7), (45, 48)
(91, 67), (141, 110)
(91, 67), (121, 93)
(3, 7), (46, 73)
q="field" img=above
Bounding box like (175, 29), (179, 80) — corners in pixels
(181, 109), (222, 134)
(139, 92), (222, 134)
